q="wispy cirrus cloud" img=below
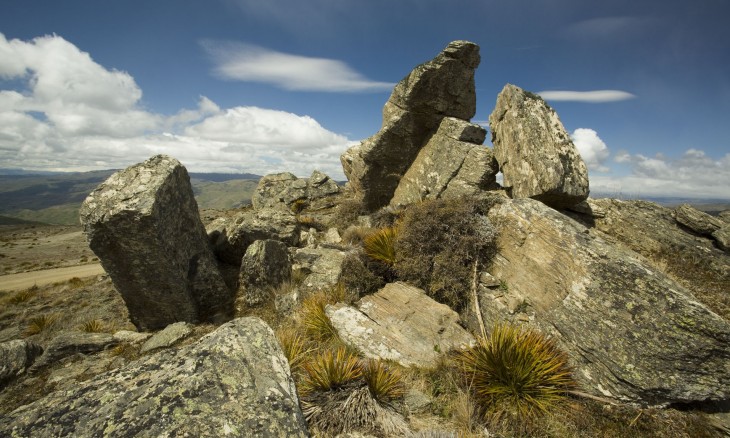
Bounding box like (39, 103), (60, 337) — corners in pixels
(201, 41), (394, 93)
(538, 90), (636, 103)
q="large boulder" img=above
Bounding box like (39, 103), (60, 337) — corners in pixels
(390, 117), (499, 207)
(341, 41), (480, 211)
(482, 198), (730, 405)
(252, 170), (340, 210)
(238, 239), (292, 307)
(326, 282), (475, 368)
(0, 318), (309, 437)
(674, 203), (725, 236)
(0, 340), (43, 385)
(207, 207), (300, 266)
(79, 155), (232, 331)
(488, 84), (589, 208)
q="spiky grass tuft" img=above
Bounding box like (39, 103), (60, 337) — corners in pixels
(362, 359), (404, 405)
(300, 346), (362, 396)
(363, 227), (398, 266)
(300, 291), (340, 343)
(276, 326), (311, 374)
(81, 319), (106, 333)
(456, 322), (575, 424)
(24, 313), (59, 336)
(8, 288), (38, 304)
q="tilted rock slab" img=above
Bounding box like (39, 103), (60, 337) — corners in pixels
(326, 282), (475, 368)
(485, 198), (730, 405)
(252, 170), (340, 210)
(80, 155), (231, 331)
(30, 332), (117, 372)
(0, 318), (309, 437)
(341, 41), (480, 211)
(239, 239), (292, 307)
(489, 84), (589, 208)
(390, 117), (499, 207)
(674, 203), (730, 253)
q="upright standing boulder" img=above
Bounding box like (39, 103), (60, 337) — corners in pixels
(239, 240), (292, 307)
(341, 41), (481, 211)
(390, 117), (499, 207)
(80, 155), (232, 331)
(489, 84), (589, 208)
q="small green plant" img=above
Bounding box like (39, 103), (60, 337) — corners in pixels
(362, 359), (404, 405)
(456, 323), (575, 426)
(363, 227), (398, 266)
(81, 319), (105, 333)
(24, 313), (59, 336)
(300, 346), (363, 396)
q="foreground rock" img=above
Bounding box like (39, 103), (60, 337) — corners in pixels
(1, 318), (309, 437)
(0, 340), (43, 385)
(341, 40), (480, 211)
(80, 155), (232, 331)
(327, 282), (475, 367)
(489, 84), (589, 208)
(483, 198), (730, 405)
(390, 117), (499, 207)
(252, 171), (340, 211)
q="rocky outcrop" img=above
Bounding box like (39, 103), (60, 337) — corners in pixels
(0, 318), (309, 437)
(0, 340), (43, 384)
(483, 198), (730, 405)
(252, 171), (340, 210)
(207, 207), (300, 266)
(238, 240), (291, 307)
(390, 117), (499, 207)
(489, 84), (589, 208)
(341, 41), (480, 211)
(326, 282), (475, 368)
(79, 155), (232, 331)
(674, 204), (730, 252)
(30, 332), (117, 371)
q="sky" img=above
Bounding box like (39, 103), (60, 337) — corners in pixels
(1, 0), (729, 199)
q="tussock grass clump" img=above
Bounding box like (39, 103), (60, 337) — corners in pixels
(275, 326), (311, 374)
(24, 313), (59, 336)
(81, 319), (106, 333)
(363, 227), (398, 266)
(362, 358), (405, 405)
(7, 287), (38, 304)
(456, 323), (575, 428)
(300, 289), (341, 344)
(300, 346), (363, 396)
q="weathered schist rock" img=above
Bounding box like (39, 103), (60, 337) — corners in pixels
(390, 117), (499, 207)
(79, 155), (232, 331)
(482, 198), (730, 405)
(674, 203), (730, 252)
(341, 40), (480, 211)
(30, 332), (117, 372)
(327, 282), (475, 368)
(0, 318), (309, 437)
(207, 208), (300, 267)
(0, 340), (43, 385)
(238, 239), (292, 307)
(252, 170), (340, 210)
(489, 84), (589, 208)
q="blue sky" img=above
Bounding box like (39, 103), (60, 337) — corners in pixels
(1, 0), (728, 199)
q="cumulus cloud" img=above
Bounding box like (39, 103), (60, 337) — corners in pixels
(538, 90), (636, 103)
(571, 128), (610, 172)
(591, 149), (730, 199)
(202, 41), (394, 92)
(0, 34), (353, 179)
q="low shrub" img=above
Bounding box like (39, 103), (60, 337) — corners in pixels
(339, 253), (385, 298)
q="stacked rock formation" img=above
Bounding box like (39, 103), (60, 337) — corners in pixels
(79, 155), (232, 331)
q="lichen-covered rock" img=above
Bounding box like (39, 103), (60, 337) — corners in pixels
(326, 282), (475, 367)
(484, 198), (730, 405)
(140, 322), (193, 353)
(207, 207), (299, 266)
(239, 240), (291, 307)
(390, 117), (498, 207)
(488, 84), (589, 208)
(31, 332), (117, 372)
(79, 155), (232, 331)
(252, 171), (340, 210)
(674, 204), (725, 236)
(341, 41), (480, 211)
(0, 340), (43, 384)
(0, 318), (309, 437)
(293, 247), (347, 292)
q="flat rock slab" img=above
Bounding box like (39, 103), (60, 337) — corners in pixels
(1, 318), (309, 437)
(31, 332), (116, 371)
(140, 322), (192, 353)
(327, 282), (475, 368)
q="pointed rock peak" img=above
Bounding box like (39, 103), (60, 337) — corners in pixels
(442, 40), (481, 68)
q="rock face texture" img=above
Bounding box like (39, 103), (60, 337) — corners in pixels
(484, 198), (730, 405)
(293, 247), (348, 292)
(327, 282), (475, 367)
(252, 171), (340, 210)
(238, 240), (291, 307)
(80, 155), (232, 331)
(390, 117), (499, 207)
(0, 340), (43, 384)
(140, 322), (192, 354)
(341, 41), (480, 211)
(30, 332), (117, 371)
(0, 318), (309, 437)
(207, 208), (300, 266)
(674, 203), (725, 236)
(489, 84), (589, 208)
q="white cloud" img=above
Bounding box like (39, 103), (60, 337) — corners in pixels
(571, 128), (610, 172)
(591, 149), (730, 199)
(0, 34), (353, 180)
(202, 41), (394, 92)
(538, 90), (636, 103)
